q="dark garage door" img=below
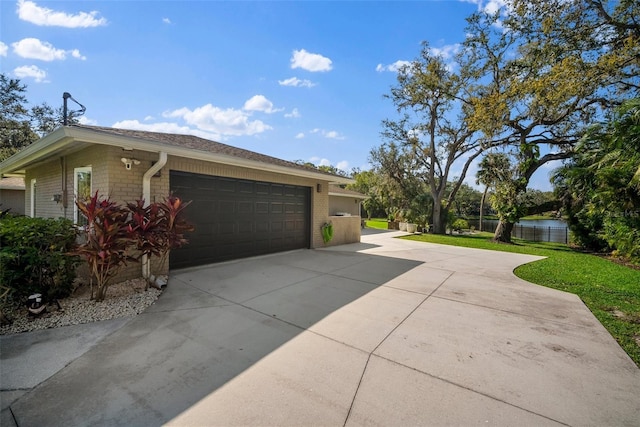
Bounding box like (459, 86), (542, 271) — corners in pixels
(169, 171), (311, 269)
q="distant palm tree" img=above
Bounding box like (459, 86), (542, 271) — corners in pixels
(476, 153), (511, 231)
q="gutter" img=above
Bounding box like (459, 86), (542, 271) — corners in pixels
(141, 152), (168, 285)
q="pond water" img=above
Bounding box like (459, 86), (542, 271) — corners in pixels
(469, 218), (569, 243)
(518, 219), (567, 229)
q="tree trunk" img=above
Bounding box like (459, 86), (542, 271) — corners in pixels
(431, 204), (447, 234)
(493, 220), (514, 243)
(479, 187), (488, 232)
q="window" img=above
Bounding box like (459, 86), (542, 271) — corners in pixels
(30, 179), (36, 217)
(74, 167), (92, 225)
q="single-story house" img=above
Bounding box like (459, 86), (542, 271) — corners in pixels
(0, 125), (361, 280)
(0, 177), (25, 215)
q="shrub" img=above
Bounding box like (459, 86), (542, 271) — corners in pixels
(73, 192), (137, 301)
(74, 192), (194, 300)
(452, 218), (469, 231)
(0, 216), (80, 303)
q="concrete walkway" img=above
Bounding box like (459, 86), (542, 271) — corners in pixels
(1, 230), (639, 426)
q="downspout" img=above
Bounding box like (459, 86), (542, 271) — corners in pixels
(142, 152), (167, 283)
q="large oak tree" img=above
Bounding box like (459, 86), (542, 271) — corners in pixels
(462, 0), (639, 242)
(372, 45), (485, 234)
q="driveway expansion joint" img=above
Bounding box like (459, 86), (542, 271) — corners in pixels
(368, 353), (571, 427)
(343, 270), (453, 425)
(431, 294), (604, 331)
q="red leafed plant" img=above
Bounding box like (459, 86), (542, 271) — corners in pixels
(156, 194), (194, 273)
(127, 199), (164, 289)
(74, 191), (137, 301)
(74, 193), (193, 300)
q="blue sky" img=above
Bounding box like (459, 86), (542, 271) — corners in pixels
(0, 0), (556, 190)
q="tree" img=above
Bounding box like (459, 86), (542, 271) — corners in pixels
(554, 98), (640, 262)
(0, 75), (38, 161)
(31, 102), (66, 137)
(0, 74), (70, 161)
(449, 183), (482, 218)
(373, 44), (484, 234)
(369, 142), (426, 218)
(460, 0), (638, 242)
(347, 169), (386, 219)
(475, 152), (512, 231)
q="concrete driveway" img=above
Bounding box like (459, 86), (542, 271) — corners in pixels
(2, 230), (639, 426)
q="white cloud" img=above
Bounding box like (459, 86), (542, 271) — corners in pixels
(113, 120), (224, 141)
(429, 44), (461, 61)
(78, 116), (97, 125)
(310, 128), (345, 140)
(336, 160), (349, 171)
(461, 0), (511, 29)
(163, 103), (272, 137)
(0, 42), (7, 57)
(483, 0), (508, 15)
(162, 17), (171, 24)
(278, 77), (316, 88)
(290, 49), (332, 72)
(295, 132), (305, 139)
(70, 49), (86, 60)
(17, 0), (107, 28)
(376, 60), (410, 73)
(12, 38), (85, 61)
(14, 65), (47, 82)
(284, 108), (301, 119)
(243, 95), (282, 114)
(326, 131), (344, 139)
(309, 157), (332, 167)
(144, 115), (154, 121)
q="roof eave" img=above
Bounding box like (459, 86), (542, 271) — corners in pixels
(0, 127), (73, 176)
(1, 126), (355, 184)
(328, 192), (368, 199)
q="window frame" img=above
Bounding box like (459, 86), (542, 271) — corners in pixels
(30, 178), (36, 217)
(73, 166), (92, 225)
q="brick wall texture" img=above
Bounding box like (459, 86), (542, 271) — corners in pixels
(24, 147), (361, 282)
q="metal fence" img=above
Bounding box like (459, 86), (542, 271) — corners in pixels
(468, 220), (569, 244)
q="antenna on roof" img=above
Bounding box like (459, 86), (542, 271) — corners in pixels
(63, 92), (86, 125)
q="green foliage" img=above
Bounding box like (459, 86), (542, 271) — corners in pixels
(451, 218), (469, 231)
(450, 183), (482, 217)
(0, 216), (80, 303)
(0, 74), (71, 162)
(373, 43), (483, 235)
(489, 181), (526, 224)
(554, 98), (640, 262)
(348, 169), (386, 218)
(321, 222), (334, 244)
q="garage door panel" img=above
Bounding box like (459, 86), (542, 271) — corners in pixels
(170, 171), (310, 268)
(238, 201), (253, 214)
(238, 181), (254, 193)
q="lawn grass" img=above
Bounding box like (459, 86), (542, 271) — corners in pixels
(400, 232), (640, 367)
(364, 218), (391, 230)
